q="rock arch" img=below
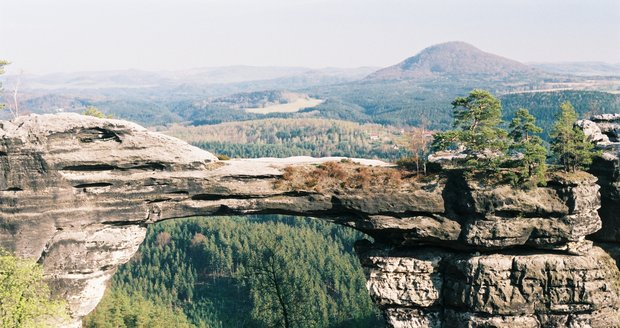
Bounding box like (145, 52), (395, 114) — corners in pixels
(1, 114), (619, 327)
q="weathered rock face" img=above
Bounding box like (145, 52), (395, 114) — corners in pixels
(589, 153), (620, 243)
(1, 113), (619, 327)
(357, 243), (620, 328)
(580, 115), (620, 254)
(342, 169), (602, 253)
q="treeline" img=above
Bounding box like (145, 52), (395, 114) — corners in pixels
(165, 118), (410, 160)
(152, 89), (620, 133)
(83, 289), (193, 328)
(432, 89), (598, 187)
(16, 81), (620, 135)
(501, 90), (620, 139)
(84, 216), (384, 328)
(168, 89), (620, 162)
(306, 81), (457, 129)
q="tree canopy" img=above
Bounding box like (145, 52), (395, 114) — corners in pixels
(83, 289), (193, 328)
(508, 108), (547, 186)
(431, 90), (599, 184)
(550, 101), (598, 172)
(0, 249), (68, 328)
(432, 89), (509, 169)
(85, 216), (383, 328)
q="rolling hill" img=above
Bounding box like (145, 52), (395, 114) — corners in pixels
(365, 41), (545, 81)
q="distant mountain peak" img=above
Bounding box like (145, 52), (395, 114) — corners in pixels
(366, 41), (539, 81)
(416, 41), (481, 53)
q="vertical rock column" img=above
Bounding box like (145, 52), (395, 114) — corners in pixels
(357, 244), (620, 328)
(355, 170), (620, 328)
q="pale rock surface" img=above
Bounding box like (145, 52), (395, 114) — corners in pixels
(591, 113), (620, 142)
(576, 119), (610, 144)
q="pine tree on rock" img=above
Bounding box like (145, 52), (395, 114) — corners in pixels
(550, 101), (597, 172)
(432, 89), (509, 169)
(508, 108), (548, 186)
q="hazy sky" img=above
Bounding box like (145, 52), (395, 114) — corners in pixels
(1, 0), (619, 74)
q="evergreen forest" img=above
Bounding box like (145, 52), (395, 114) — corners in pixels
(83, 216), (384, 328)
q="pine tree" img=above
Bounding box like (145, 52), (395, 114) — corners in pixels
(508, 108), (548, 186)
(432, 89), (509, 169)
(550, 101), (597, 172)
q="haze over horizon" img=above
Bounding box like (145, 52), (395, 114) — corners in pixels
(1, 0), (619, 75)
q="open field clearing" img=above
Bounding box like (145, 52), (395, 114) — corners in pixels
(244, 97), (323, 114)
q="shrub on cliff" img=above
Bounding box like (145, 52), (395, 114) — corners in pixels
(277, 161), (403, 193)
(0, 60), (8, 106)
(0, 248), (68, 328)
(82, 106), (113, 119)
(0, 60), (10, 113)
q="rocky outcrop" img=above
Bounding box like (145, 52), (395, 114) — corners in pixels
(357, 243), (619, 328)
(1, 113), (619, 327)
(579, 115), (620, 266)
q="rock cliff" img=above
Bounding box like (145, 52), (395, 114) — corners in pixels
(579, 114), (620, 268)
(580, 114), (620, 241)
(1, 113), (619, 327)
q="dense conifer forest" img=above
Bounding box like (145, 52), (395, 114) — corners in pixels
(165, 118), (410, 160)
(83, 216), (384, 328)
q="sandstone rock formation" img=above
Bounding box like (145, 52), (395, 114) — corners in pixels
(357, 243), (619, 328)
(579, 114), (620, 267)
(1, 113), (619, 327)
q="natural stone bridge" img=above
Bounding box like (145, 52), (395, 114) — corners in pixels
(1, 113), (620, 328)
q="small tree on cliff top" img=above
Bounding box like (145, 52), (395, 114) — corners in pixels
(508, 108), (547, 186)
(399, 121), (431, 175)
(432, 89), (509, 169)
(550, 101), (597, 172)
(0, 61), (22, 119)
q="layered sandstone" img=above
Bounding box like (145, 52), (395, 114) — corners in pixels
(580, 114), (620, 244)
(0, 113), (619, 327)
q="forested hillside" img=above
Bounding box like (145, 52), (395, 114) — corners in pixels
(178, 87), (620, 131)
(163, 90), (620, 164)
(83, 216), (384, 328)
(165, 118), (410, 160)
(501, 90), (620, 138)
